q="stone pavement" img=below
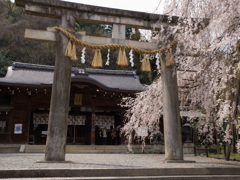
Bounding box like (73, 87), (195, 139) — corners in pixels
(0, 154), (240, 170)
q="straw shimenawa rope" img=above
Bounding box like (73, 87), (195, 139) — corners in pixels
(53, 27), (178, 55)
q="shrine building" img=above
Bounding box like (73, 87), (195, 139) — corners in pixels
(0, 62), (146, 145)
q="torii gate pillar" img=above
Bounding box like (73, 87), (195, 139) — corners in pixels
(161, 47), (183, 162)
(45, 15), (75, 161)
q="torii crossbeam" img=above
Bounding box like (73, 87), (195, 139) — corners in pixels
(16, 0), (183, 162)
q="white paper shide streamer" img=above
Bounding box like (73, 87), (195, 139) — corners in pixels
(155, 53), (160, 70)
(105, 49), (110, 66)
(129, 49), (134, 67)
(81, 47), (86, 64)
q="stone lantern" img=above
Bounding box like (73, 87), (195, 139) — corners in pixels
(183, 123), (192, 143)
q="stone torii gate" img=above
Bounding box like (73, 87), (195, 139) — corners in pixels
(16, 0), (182, 162)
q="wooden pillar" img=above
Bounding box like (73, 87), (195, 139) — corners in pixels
(73, 125), (76, 144)
(9, 93), (15, 143)
(26, 94), (32, 144)
(45, 15), (75, 161)
(120, 112), (125, 145)
(91, 96), (96, 145)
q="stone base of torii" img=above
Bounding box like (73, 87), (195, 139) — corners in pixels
(16, 0), (183, 162)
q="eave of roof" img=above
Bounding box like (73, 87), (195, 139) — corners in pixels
(0, 62), (146, 93)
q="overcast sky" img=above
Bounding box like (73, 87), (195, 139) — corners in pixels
(62, 0), (164, 13)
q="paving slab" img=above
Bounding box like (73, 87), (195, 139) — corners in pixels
(0, 154), (240, 170)
(4, 176), (240, 180)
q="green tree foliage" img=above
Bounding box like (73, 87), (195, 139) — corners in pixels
(75, 22), (111, 37)
(0, 0), (58, 67)
(0, 50), (12, 77)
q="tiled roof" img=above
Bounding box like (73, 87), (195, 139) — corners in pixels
(0, 62), (146, 93)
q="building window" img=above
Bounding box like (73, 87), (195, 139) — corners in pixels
(0, 121), (8, 133)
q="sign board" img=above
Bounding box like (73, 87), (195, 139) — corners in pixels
(42, 131), (47, 135)
(14, 124), (22, 134)
(74, 94), (82, 105)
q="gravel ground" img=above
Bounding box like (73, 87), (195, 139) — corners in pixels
(0, 154), (240, 170)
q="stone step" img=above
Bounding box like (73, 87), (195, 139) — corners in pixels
(6, 175), (240, 180)
(1, 168), (240, 179)
(23, 145), (152, 153)
(1, 144), (185, 154)
(25, 145), (45, 153)
(24, 145), (129, 153)
(0, 145), (21, 153)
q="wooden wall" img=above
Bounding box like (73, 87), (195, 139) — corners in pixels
(0, 111), (11, 143)
(0, 83), (126, 144)
(31, 92), (51, 108)
(9, 93), (31, 144)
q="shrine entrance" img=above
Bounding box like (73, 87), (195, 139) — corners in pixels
(31, 110), (122, 145)
(15, 0), (183, 162)
(67, 125), (85, 145)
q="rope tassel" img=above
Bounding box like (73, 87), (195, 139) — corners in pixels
(71, 43), (77, 60)
(117, 48), (129, 66)
(92, 49), (102, 67)
(64, 41), (77, 61)
(141, 54), (151, 72)
(97, 49), (103, 67)
(65, 41), (72, 57)
(166, 50), (175, 66)
(117, 48), (122, 65)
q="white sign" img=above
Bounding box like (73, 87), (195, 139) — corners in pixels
(42, 131), (47, 135)
(14, 124), (22, 134)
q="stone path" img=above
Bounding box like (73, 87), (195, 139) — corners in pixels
(0, 154), (240, 170)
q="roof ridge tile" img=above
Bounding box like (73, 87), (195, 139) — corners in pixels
(12, 62), (136, 76)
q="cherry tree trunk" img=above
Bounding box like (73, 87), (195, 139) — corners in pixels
(226, 74), (240, 160)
